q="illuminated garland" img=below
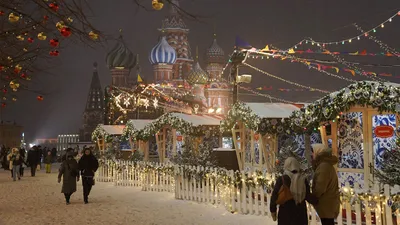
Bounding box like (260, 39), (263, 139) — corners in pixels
(128, 113), (221, 141)
(91, 124), (115, 142)
(290, 81), (400, 132)
(121, 120), (141, 141)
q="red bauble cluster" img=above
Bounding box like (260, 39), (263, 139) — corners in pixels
(37, 95), (44, 101)
(1, 103), (6, 108)
(49, 3), (59, 12)
(27, 37), (34, 43)
(49, 39), (59, 47)
(60, 27), (72, 37)
(49, 50), (59, 56)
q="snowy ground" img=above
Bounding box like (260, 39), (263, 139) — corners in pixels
(0, 165), (274, 225)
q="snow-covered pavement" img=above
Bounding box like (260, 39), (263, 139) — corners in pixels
(0, 167), (273, 225)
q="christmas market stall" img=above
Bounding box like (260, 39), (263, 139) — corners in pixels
(136, 112), (221, 163)
(122, 119), (154, 161)
(292, 81), (400, 189)
(92, 124), (125, 153)
(220, 102), (317, 172)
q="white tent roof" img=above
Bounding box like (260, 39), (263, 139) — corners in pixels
(99, 125), (125, 135)
(170, 113), (221, 126)
(243, 102), (300, 118)
(127, 120), (153, 130)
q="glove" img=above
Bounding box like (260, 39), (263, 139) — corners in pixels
(77, 176), (80, 182)
(57, 178), (61, 183)
(271, 212), (277, 222)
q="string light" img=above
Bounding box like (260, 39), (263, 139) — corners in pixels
(238, 86), (297, 104)
(286, 11), (400, 50)
(354, 23), (400, 57)
(242, 62), (330, 93)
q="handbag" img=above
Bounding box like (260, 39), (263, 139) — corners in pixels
(276, 176), (293, 205)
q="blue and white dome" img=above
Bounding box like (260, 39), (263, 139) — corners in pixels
(106, 36), (136, 69)
(149, 36), (177, 65)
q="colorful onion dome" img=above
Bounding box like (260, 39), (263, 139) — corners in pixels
(106, 36), (136, 69)
(149, 36), (177, 65)
(206, 36), (224, 64)
(187, 62), (208, 85)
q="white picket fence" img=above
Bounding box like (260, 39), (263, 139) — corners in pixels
(96, 160), (400, 225)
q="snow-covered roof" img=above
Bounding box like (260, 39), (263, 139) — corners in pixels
(243, 102), (300, 118)
(126, 120), (153, 130)
(98, 125), (125, 135)
(170, 112), (221, 126)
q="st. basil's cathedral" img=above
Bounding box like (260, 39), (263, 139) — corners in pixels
(79, 0), (231, 141)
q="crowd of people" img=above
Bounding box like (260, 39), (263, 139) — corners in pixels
(1, 145), (99, 205)
(269, 144), (340, 225)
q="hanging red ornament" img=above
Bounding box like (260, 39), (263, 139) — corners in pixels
(49, 3), (59, 12)
(0, 11), (4, 16)
(20, 73), (27, 79)
(398, 11), (400, 16)
(49, 39), (59, 47)
(43, 15), (49, 20)
(37, 95), (44, 101)
(14, 64), (22, 74)
(1, 103), (6, 108)
(60, 27), (72, 37)
(2, 89), (7, 93)
(49, 50), (59, 56)
(27, 37), (34, 43)
(0, 66), (3, 71)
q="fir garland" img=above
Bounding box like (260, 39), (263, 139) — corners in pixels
(124, 113), (220, 141)
(92, 125), (114, 142)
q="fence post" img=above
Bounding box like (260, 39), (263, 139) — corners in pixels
(384, 184), (394, 225)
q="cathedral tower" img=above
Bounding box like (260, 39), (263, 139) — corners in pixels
(149, 35), (177, 83)
(79, 62), (104, 142)
(161, 0), (193, 81)
(105, 34), (136, 88)
(204, 34), (232, 114)
(187, 48), (208, 108)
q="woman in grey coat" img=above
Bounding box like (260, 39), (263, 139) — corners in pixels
(58, 154), (79, 205)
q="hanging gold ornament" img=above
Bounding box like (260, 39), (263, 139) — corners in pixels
(67, 17), (73, 23)
(152, 0), (164, 10)
(37, 32), (47, 40)
(14, 64), (22, 73)
(16, 35), (24, 41)
(2, 97), (6, 101)
(12, 97), (17, 102)
(56, 21), (65, 31)
(8, 13), (20, 23)
(23, 48), (28, 52)
(89, 31), (99, 40)
(12, 88), (18, 92)
(9, 80), (20, 89)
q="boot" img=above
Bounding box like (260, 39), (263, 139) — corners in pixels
(84, 195), (88, 204)
(65, 195), (71, 205)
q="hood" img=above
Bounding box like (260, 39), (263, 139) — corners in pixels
(315, 151), (338, 166)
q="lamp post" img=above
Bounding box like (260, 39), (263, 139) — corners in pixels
(230, 50), (247, 104)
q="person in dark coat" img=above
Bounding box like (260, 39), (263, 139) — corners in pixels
(51, 148), (57, 163)
(270, 157), (317, 225)
(78, 148), (99, 204)
(37, 146), (43, 170)
(19, 148), (26, 177)
(58, 153), (79, 205)
(27, 147), (39, 177)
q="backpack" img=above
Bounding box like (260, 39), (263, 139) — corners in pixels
(276, 176), (293, 205)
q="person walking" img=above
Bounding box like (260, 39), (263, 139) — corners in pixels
(45, 151), (53, 173)
(7, 148), (21, 181)
(27, 147), (39, 177)
(78, 148), (99, 204)
(270, 157), (317, 225)
(58, 153), (79, 205)
(19, 148), (26, 177)
(311, 144), (340, 225)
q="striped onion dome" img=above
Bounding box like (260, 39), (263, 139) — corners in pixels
(106, 36), (136, 69)
(206, 38), (224, 64)
(149, 36), (177, 65)
(187, 62), (208, 85)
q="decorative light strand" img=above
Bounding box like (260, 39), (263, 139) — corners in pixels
(308, 38), (385, 82)
(354, 23), (400, 57)
(287, 11), (400, 50)
(242, 62), (330, 93)
(260, 46), (357, 83)
(238, 85), (297, 104)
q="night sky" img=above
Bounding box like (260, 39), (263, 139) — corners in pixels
(2, 0), (399, 142)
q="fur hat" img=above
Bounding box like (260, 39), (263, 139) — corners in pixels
(311, 143), (331, 157)
(12, 147), (19, 154)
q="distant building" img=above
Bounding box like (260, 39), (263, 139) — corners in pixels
(34, 138), (57, 149)
(0, 121), (23, 148)
(57, 134), (79, 151)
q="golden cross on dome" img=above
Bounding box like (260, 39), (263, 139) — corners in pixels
(196, 46), (199, 60)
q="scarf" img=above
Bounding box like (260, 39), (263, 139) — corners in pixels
(283, 157), (307, 205)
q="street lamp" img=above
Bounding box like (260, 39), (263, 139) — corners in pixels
(230, 50), (248, 104)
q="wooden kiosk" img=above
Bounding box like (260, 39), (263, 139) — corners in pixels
(296, 81), (400, 188)
(122, 119), (153, 161)
(139, 112), (221, 163)
(92, 124), (125, 153)
(221, 102), (302, 172)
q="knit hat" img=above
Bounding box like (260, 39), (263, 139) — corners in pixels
(311, 143), (331, 157)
